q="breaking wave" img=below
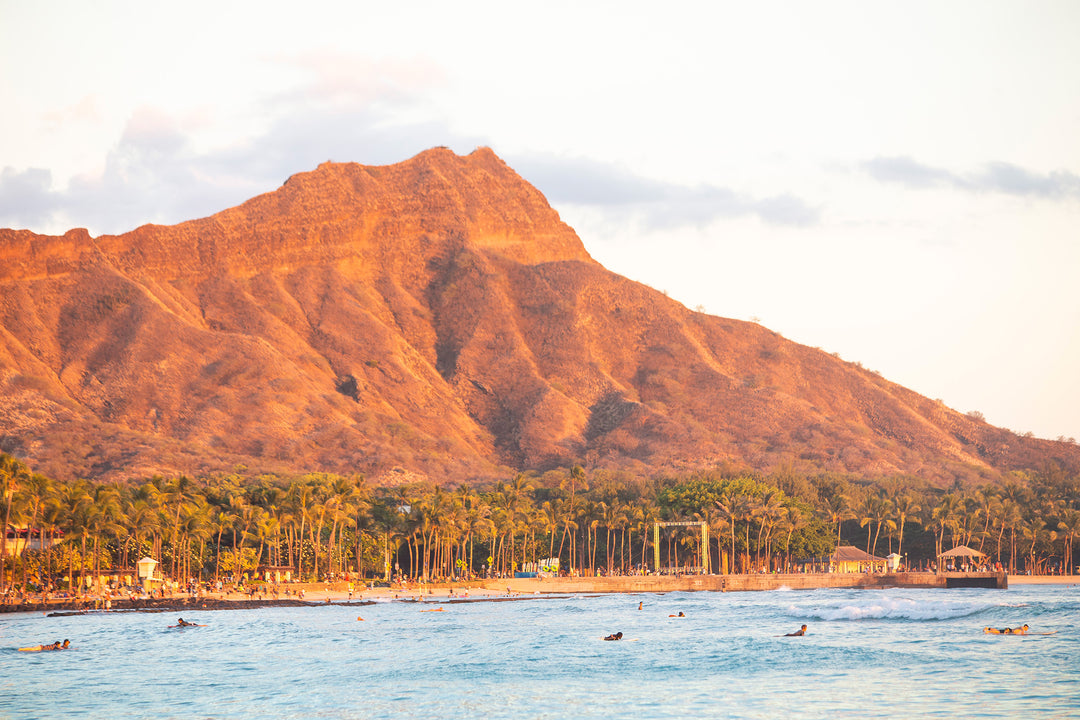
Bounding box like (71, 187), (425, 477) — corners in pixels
(790, 595), (999, 621)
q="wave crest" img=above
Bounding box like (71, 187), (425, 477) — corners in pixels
(791, 596), (998, 621)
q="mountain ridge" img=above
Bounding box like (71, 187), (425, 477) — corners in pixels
(1, 147), (1077, 485)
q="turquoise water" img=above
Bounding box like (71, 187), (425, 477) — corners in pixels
(2, 585), (1078, 719)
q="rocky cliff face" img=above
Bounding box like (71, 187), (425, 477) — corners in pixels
(1, 147), (1076, 485)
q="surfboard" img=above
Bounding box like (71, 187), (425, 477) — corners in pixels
(167, 623), (207, 628)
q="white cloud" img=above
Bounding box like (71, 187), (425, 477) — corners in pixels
(512, 153), (820, 231)
(0, 167), (58, 229)
(0, 56), (480, 236)
(863, 156), (1080, 200)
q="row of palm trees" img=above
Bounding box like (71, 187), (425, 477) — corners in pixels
(3, 451), (1080, 591)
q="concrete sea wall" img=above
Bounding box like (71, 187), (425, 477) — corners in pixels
(483, 571), (1007, 594)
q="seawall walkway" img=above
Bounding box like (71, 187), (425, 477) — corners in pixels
(483, 571), (1007, 594)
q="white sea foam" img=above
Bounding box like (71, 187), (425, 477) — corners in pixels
(790, 596), (997, 621)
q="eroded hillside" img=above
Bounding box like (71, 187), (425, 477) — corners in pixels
(1, 147), (1076, 484)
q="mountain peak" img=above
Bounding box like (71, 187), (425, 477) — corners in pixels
(96, 146), (594, 279)
(1, 149), (1077, 485)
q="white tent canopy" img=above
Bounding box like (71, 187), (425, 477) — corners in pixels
(938, 545), (986, 559)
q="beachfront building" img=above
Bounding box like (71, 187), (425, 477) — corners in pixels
(258, 565), (294, 583)
(829, 545), (887, 573)
(2, 526), (62, 556)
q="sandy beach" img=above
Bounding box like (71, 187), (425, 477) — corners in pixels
(1004, 575), (1080, 585)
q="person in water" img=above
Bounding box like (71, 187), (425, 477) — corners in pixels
(39, 639), (69, 651)
(784, 624), (808, 636)
(985, 624), (1029, 635)
(176, 618), (197, 627)
(603, 632), (624, 641)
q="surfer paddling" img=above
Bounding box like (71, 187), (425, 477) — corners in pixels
(984, 624), (1030, 635)
(783, 625), (808, 637)
(19, 639), (69, 652)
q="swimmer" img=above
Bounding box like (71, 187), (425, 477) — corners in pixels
(668, 611), (686, 617)
(603, 632), (624, 641)
(638, 601), (643, 610)
(784, 624), (808, 637)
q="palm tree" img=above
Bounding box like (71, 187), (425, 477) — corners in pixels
(253, 510), (279, 572)
(972, 488), (999, 554)
(211, 508), (235, 582)
(88, 485), (124, 587)
(892, 494), (921, 564)
(162, 476), (195, 579)
(491, 474), (534, 576)
(602, 500), (628, 574)
(230, 494), (255, 580)
(286, 481), (314, 580)
(752, 490), (784, 570)
(1057, 509), (1080, 575)
(636, 498), (661, 573)
(824, 492), (852, 547)
(14, 471), (52, 588)
(872, 496), (895, 558)
(558, 466), (587, 572)
(348, 483), (372, 577)
(370, 496), (404, 581)
(622, 501), (646, 574)
(931, 494), (963, 560)
(179, 500), (213, 582)
(61, 480), (95, 592)
(858, 493), (890, 558)
(0, 454), (31, 590)
(1021, 518), (1049, 574)
(715, 494), (738, 575)
(781, 506), (807, 572)
(999, 500), (1024, 573)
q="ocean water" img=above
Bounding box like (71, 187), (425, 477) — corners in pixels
(2, 584), (1078, 719)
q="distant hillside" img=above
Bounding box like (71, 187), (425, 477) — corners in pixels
(1, 147), (1077, 485)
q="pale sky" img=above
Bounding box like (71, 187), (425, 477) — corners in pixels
(2, 0), (1079, 443)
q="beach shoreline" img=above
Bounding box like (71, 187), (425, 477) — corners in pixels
(1004, 575), (1079, 585)
(5, 572), (1077, 615)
